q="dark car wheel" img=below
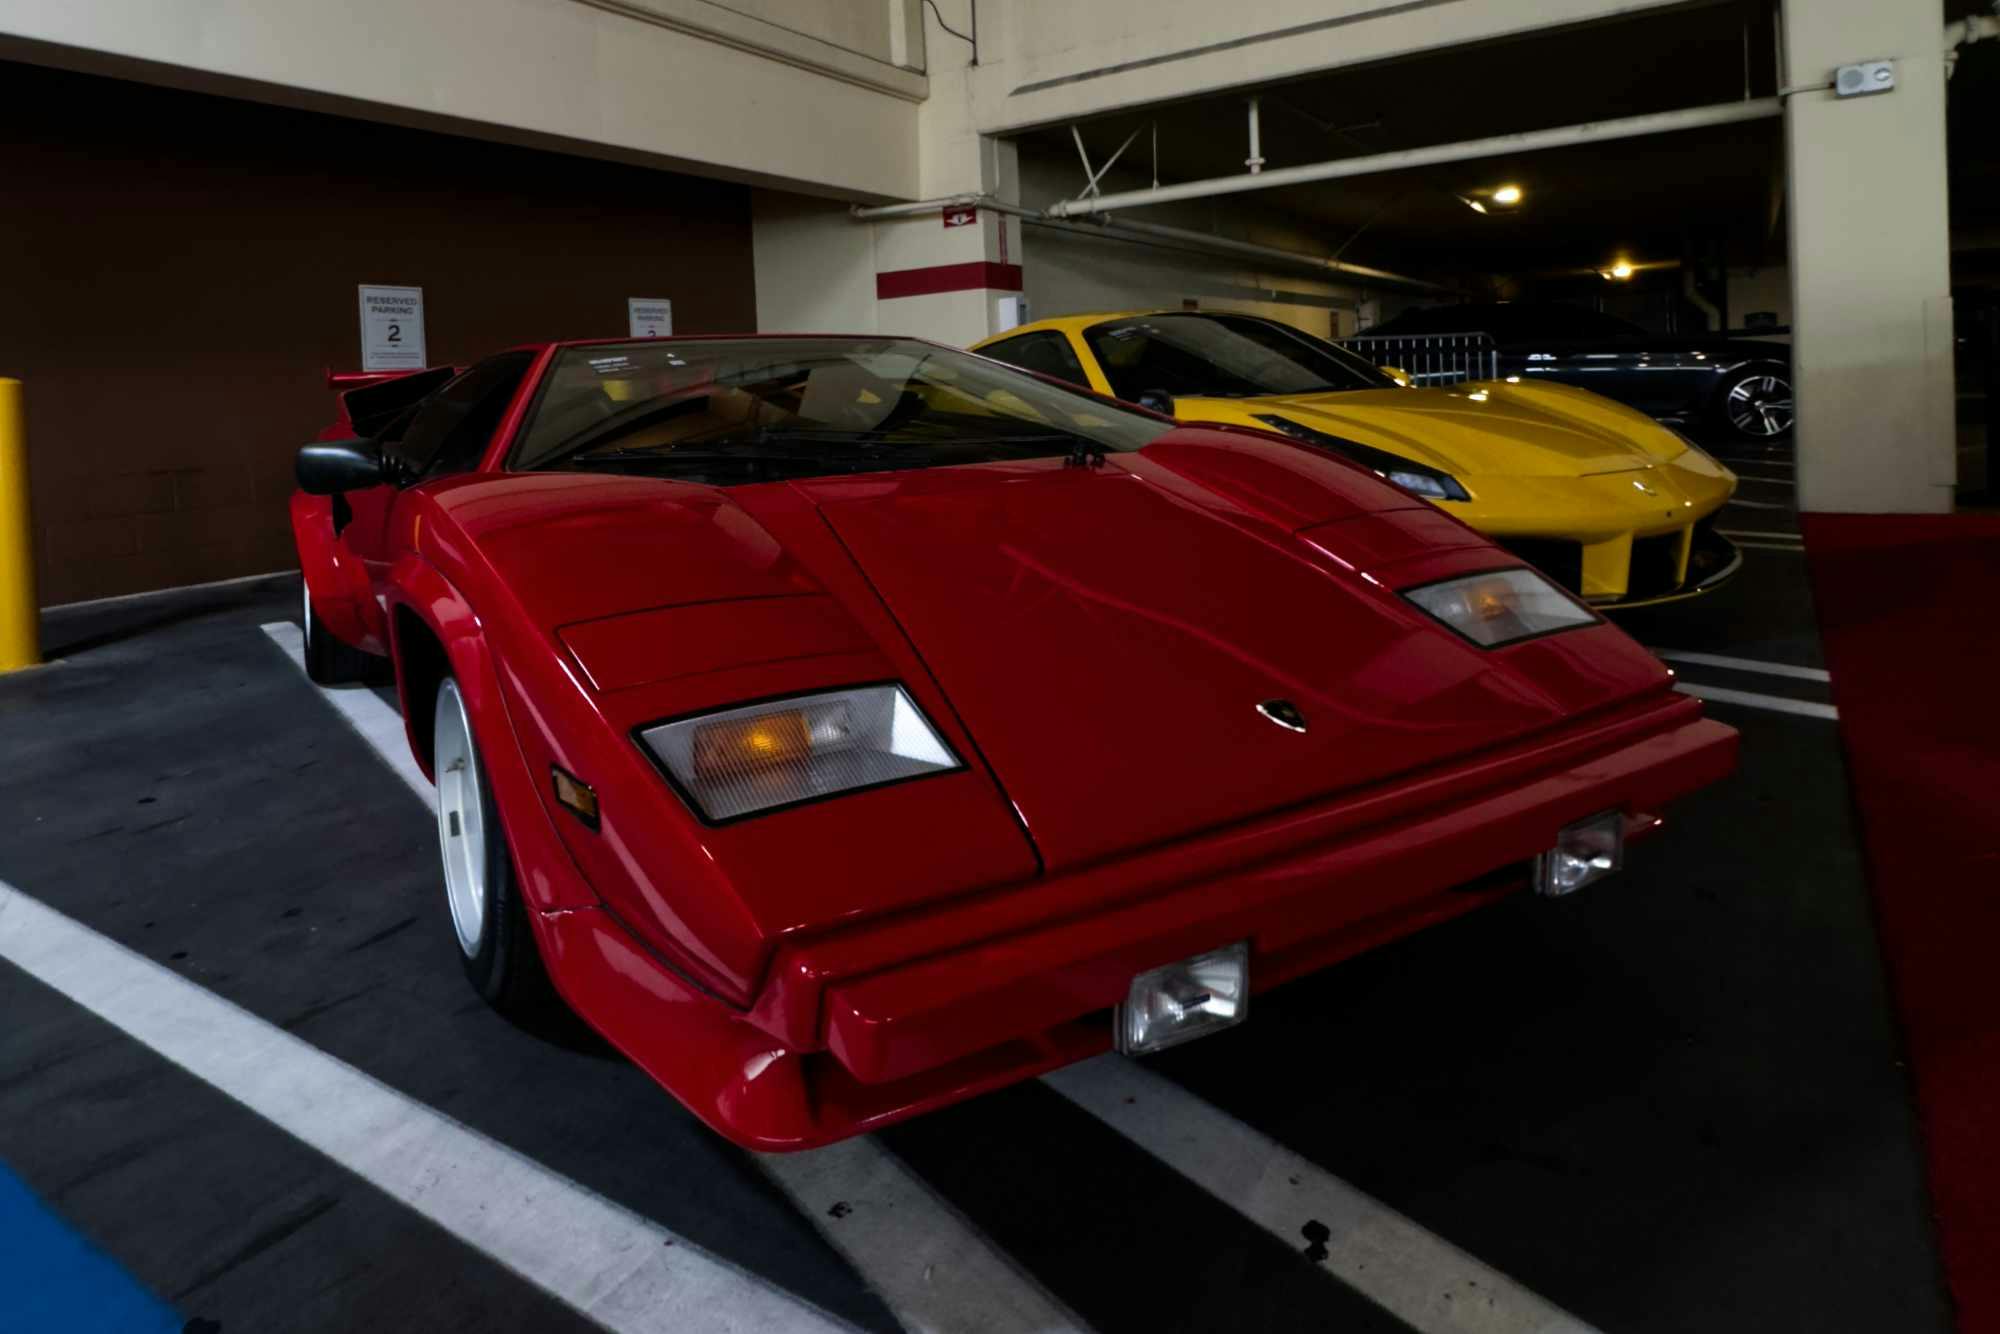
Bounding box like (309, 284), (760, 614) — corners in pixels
(432, 676), (556, 1021)
(302, 580), (386, 686)
(1717, 366), (1794, 441)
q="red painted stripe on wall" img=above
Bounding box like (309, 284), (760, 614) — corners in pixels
(1802, 512), (2000, 1334)
(876, 261), (1023, 300)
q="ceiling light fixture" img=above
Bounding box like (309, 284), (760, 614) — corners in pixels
(1604, 259), (1635, 280)
(1490, 184), (1523, 206)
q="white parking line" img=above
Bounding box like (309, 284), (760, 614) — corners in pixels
(259, 623), (1088, 1334)
(1652, 649), (1830, 682)
(1734, 542), (1806, 553)
(1675, 683), (1838, 720)
(1732, 476), (1792, 488)
(762, 1139), (1088, 1334)
(0, 883), (855, 1334)
(1725, 498), (1791, 511)
(1046, 1058), (1600, 1334)
(262, 624), (430, 800)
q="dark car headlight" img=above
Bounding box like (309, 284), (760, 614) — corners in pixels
(1253, 414), (1470, 502)
(1403, 569), (1597, 647)
(638, 685), (962, 822)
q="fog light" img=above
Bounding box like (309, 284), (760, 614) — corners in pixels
(1535, 811), (1624, 896)
(1115, 942), (1249, 1055)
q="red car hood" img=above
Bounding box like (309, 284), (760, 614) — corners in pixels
(801, 443), (1650, 872)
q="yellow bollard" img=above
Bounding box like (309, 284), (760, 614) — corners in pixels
(0, 379), (40, 673)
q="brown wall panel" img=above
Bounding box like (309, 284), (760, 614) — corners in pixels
(0, 61), (758, 605)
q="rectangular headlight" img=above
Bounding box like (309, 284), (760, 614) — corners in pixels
(638, 685), (961, 822)
(1403, 568), (1596, 648)
(1116, 943), (1250, 1055)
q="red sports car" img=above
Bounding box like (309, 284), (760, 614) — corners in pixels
(291, 335), (1736, 1151)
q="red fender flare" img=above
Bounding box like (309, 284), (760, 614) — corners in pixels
(387, 554), (599, 914)
(289, 492), (386, 654)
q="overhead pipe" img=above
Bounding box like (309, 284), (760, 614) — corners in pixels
(1047, 97), (1783, 218)
(851, 195), (1448, 292)
(1077, 215), (1453, 292)
(849, 192), (986, 220)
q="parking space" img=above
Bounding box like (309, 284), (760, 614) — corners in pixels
(0, 526), (1950, 1334)
(4, 4), (1993, 1331)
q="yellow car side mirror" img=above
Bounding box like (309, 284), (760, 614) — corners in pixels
(1379, 366), (1412, 388)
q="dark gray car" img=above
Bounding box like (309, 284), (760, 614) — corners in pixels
(1353, 302), (1793, 441)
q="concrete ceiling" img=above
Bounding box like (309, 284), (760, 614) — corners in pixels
(1014, 0), (1996, 283)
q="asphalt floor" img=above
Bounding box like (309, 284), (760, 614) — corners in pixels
(0, 436), (1957, 1333)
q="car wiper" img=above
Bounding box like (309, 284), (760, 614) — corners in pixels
(755, 425), (1101, 454)
(562, 447), (851, 474)
(562, 430), (1112, 477)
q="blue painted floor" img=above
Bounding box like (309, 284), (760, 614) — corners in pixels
(0, 1163), (183, 1334)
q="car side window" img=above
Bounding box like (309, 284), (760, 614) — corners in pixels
(979, 331), (1091, 389)
(395, 352), (537, 480)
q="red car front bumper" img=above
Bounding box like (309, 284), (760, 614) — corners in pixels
(537, 690), (1735, 1150)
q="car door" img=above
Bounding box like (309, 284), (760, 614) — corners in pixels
(343, 352), (538, 639)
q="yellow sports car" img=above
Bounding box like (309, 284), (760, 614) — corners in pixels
(972, 311), (1740, 608)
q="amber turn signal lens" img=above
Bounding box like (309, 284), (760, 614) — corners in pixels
(692, 710), (812, 781)
(1470, 584), (1513, 621)
(1403, 568), (1595, 648)
(551, 764), (600, 829)
(639, 686), (961, 823)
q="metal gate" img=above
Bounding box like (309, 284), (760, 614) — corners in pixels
(1337, 332), (1499, 387)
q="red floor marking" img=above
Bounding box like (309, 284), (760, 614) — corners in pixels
(1803, 512), (2000, 1334)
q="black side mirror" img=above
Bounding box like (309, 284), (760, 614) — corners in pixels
(296, 439), (387, 495)
(1135, 389), (1176, 416)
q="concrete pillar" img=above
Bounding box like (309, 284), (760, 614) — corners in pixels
(869, 136), (1021, 347)
(750, 136), (1022, 349)
(1782, 0), (1956, 512)
(751, 0), (1020, 352)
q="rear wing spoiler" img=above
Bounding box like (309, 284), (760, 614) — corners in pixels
(323, 365), (457, 437)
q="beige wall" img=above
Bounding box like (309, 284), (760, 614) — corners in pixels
(751, 193), (882, 334)
(0, 0), (1708, 208)
(1021, 228), (1353, 339)
(696, 0), (912, 67)
(0, 0), (923, 201)
(1784, 0), (1956, 512)
(1728, 266), (1793, 333)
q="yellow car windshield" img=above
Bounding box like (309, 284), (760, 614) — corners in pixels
(1085, 313), (1396, 401)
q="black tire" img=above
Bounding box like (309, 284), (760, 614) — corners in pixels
(302, 579), (389, 686)
(1715, 365), (1794, 442)
(432, 677), (557, 1022)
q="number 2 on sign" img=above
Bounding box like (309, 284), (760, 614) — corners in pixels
(387, 323), (402, 344)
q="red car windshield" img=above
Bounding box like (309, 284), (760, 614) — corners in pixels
(511, 338), (1171, 483)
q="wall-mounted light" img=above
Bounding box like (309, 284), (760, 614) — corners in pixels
(1490, 184), (1523, 206)
(1601, 259), (1635, 281)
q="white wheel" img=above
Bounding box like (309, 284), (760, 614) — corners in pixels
(434, 678), (488, 957)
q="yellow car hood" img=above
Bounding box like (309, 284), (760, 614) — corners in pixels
(1178, 380), (1692, 479)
